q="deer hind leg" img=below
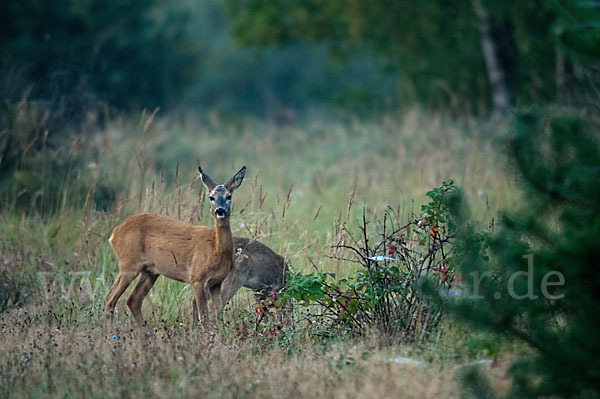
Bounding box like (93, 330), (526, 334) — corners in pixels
(127, 271), (159, 328)
(105, 269), (139, 331)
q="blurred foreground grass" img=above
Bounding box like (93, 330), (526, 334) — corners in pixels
(0, 109), (520, 397)
(1, 306), (519, 398)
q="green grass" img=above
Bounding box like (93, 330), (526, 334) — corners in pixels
(0, 108), (520, 397)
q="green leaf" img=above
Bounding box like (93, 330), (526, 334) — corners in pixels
(347, 299), (359, 313)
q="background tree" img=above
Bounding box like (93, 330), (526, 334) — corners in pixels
(427, 4), (600, 392)
(545, 0), (600, 110)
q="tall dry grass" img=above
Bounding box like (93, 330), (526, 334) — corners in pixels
(0, 108), (520, 397)
(0, 307), (514, 398)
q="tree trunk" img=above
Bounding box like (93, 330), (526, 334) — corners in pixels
(472, 0), (512, 115)
(555, 28), (567, 105)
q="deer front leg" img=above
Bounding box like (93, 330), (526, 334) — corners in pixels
(209, 283), (223, 321)
(191, 298), (198, 326)
(193, 280), (210, 326)
(220, 271), (245, 311)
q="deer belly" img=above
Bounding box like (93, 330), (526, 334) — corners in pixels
(143, 262), (188, 283)
(244, 274), (270, 291)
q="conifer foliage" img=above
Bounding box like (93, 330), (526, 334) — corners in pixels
(438, 110), (600, 397)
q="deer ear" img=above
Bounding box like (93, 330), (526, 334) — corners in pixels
(225, 166), (246, 192)
(198, 166), (217, 191)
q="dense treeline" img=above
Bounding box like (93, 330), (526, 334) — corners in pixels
(225, 0), (600, 113)
(4, 0), (599, 117)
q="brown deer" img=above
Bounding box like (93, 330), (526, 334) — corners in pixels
(105, 165), (246, 330)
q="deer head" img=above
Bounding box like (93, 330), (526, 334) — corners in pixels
(199, 165), (246, 221)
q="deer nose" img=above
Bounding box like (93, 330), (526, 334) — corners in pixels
(215, 207), (227, 218)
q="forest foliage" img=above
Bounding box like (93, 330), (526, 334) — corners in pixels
(431, 110), (600, 398)
(2, 0), (599, 116)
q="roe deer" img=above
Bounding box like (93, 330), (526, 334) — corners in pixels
(192, 237), (286, 317)
(105, 165), (246, 330)
(222, 237), (287, 304)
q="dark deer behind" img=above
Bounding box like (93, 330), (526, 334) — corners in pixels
(220, 237), (287, 306)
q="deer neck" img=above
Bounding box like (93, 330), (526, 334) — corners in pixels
(214, 218), (233, 258)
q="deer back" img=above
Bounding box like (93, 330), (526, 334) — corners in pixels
(232, 237), (287, 291)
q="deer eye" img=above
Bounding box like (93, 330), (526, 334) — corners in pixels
(226, 195), (232, 201)
(209, 196), (215, 202)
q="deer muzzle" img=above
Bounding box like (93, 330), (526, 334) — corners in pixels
(215, 207), (227, 219)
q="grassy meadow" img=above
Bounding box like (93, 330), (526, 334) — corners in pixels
(0, 108), (522, 397)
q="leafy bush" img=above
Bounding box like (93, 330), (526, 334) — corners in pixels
(280, 181), (458, 340)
